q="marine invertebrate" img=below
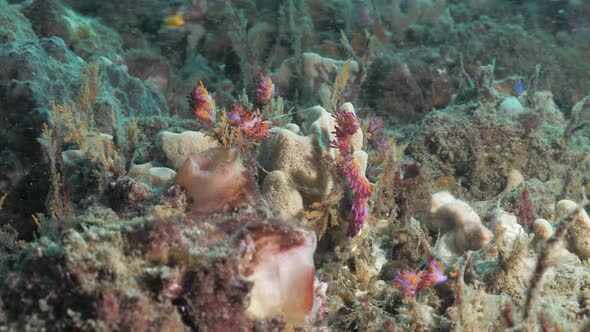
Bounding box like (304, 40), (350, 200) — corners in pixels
(299, 53), (359, 103)
(156, 130), (220, 169)
(187, 81), (273, 148)
(394, 257), (447, 300)
(175, 147), (257, 214)
(259, 107), (333, 219)
(188, 81), (215, 124)
(0, 192), (7, 209)
(241, 220), (318, 328)
(524, 198), (590, 325)
(425, 191), (493, 257)
(556, 199), (590, 260)
(331, 109), (372, 237)
(418, 257), (448, 290)
(366, 114), (388, 153)
(394, 269), (422, 300)
(227, 103), (272, 141)
(254, 72), (274, 105)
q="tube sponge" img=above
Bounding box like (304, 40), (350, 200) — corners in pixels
(175, 147), (257, 214)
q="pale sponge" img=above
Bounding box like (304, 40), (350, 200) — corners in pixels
(260, 104), (367, 218)
(262, 170), (304, 219)
(156, 130), (220, 169)
(242, 221), (317, 328)
(426, 191), (493, 257)
(555, 200), (590, 260)
(175, 147), (256, 214)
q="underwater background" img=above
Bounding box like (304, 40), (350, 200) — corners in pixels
(0, 0), (589, 331)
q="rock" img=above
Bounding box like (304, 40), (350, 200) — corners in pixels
(24, 0), (123, 59)
(0, 0), (37, 43)
(99, 55), (169, 119)
(106, 177), (150, 217)
(0, 37), (168, 223)
(362, 56), (432, 123)
(123, 50), (171, 95)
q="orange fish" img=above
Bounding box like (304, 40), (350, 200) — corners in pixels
(163, 12), (185, 27)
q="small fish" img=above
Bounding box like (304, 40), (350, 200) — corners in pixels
(515, 79), (525, 95)
(163, 12), (185, 27)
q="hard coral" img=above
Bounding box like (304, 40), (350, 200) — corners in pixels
(175, 147), (257, 214)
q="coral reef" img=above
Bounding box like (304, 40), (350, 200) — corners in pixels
(1, 0), (590, 331)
